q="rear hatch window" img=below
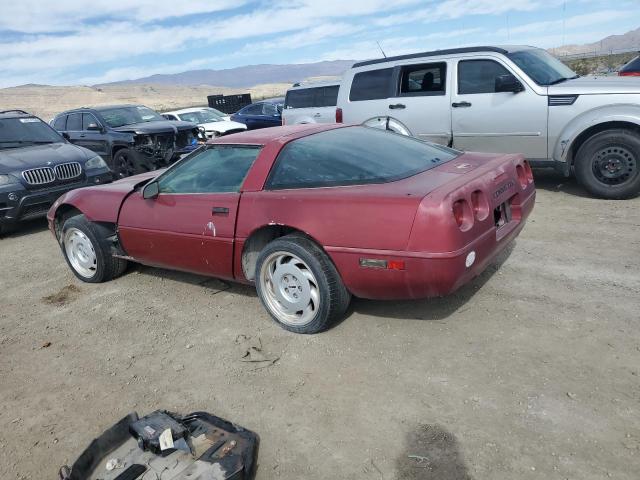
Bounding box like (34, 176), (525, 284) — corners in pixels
(267, 126), (459, 189)
(285, 85), (339, 109)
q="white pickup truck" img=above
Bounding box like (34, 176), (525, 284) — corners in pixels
(337, 46), (640, 199)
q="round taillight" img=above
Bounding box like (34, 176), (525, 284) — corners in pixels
(523, 160), (534, 182)
(470, 190), (489, 221)
(516, 164), (528, 189)
(452, 199), (473, 231)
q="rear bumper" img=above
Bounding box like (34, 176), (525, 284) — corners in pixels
(327, 190), (535, 300)
(0, 170), (112, 226)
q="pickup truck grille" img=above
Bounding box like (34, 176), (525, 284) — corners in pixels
(22, 167), (55, 185)
(54, 162), (82, 181)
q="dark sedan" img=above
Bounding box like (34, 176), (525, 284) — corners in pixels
(230, 98), (284, 130)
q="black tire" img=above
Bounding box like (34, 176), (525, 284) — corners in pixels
(112, 148), (145, 179)
(0, 223), (16, 237)
(255, 234), (351, 334)
(574, 129), (640, 199)
(60, 214), (127, 283)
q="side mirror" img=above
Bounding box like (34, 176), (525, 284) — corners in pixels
(495, 74), (524, 93)
(142, 181), (160, 200)
(87, 123), (102, 131)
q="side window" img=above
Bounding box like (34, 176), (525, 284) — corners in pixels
(262, 103), (279, 115)
(349, 68), (394, 101)
(319, 86), (339, 107)
(244, 104), (263, 115)
(179, 112), (199, 123)
(399, 62), (446, 96)
(66, 113), (82, 131)
(82, 113), (99, 130)
(458, 59), (512, 95)
(52, 115), (67, 130)
(157, 146), (261, 194)
(285, 88), (315, 109)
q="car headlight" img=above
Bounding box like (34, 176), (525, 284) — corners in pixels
(0, 174), (19, 186)
(85, 155), (108, 169)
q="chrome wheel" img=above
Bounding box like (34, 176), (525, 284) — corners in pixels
(259, 251), (319, 326)
(63, 228), (97, 279)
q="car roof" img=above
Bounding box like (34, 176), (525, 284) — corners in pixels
(352, 45), (536, 67)
(56, 104), (151, 116)
(210, 123), (345, 145)
(163, 107), (214, 115)
(257, 97), (285, 104)
(0, 109), (36, 119)
(289, 80), (340, 90)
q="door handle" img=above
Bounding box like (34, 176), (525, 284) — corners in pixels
(388, 103), (406, 110)
(212, 207), (229, 215)
(452, 101), (472, 108)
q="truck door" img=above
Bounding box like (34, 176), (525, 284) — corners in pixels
(451, 57), (547, 158)
(386, 61), (452, 145)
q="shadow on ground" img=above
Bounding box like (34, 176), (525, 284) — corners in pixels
(396, 424), (473, 480)
(0, 218), (49, 239)
(531, 168), (591, 198)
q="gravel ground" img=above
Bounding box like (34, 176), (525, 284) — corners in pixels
(0, 169), (639, 480)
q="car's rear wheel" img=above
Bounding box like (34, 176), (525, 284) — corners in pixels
(255, 235), (351, 334)
(61, 214), (127, 283)
(112, 148), (141, 179)
(575, 129), (640, 199)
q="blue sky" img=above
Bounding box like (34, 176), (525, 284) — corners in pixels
(0, 0), (638, 87)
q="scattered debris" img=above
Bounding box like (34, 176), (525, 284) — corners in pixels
(42, 285), (81, 306)
(41, 341), (52, 349)
(235, 334), (280, 369)
(105, 458), (124, 471)
(567, 392), (577, 400)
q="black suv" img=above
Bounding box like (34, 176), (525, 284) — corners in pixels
(0, 110), (112, 235)
(51, 104), (204, 178)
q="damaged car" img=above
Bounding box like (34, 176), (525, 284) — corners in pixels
(48, 124), (535, 334)
(162, 107), (247, 139)
(51, 104), (204, 179)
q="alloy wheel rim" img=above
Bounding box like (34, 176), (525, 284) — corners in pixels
(64, 228), (97, 279)
(259, 251), (319, 326)
(116, 153), (135, 178)
(592, 145), (637, 186)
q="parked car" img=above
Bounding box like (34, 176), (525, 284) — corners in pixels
(47, 124), (535, 334)
(619, 55), (640, 76)
(51, 105), (204, 179)
(0, 110), (111, 235)
(282, 81), (341, 125)
(230, 98), (284, 130)
(337, 45), (640, 199)
(162, 107), (247, 138)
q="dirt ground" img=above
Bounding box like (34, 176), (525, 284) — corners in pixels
(0, 169), (639, 479)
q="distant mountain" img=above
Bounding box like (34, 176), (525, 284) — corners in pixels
(101, 60), (355, 88)
(551, 27), (640, 56)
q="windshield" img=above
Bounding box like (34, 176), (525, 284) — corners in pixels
(507, 48), (578, 86)
(178, 110), (224, 123)
(267, 126), (459, 189)
(99, 106), (165, 128)
(0, 117), (63, 149)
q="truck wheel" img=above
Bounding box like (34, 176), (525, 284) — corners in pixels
(112, 149), (141, 179)
(60, 214), (127, 283)
(574, 129), (640, 199)
(255, 235), (351, 334)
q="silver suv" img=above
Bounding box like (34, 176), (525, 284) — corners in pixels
(338, 46), (640, 199)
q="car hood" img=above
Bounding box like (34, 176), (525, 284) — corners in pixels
(548, 75), (640, 95)
(0, 142), (91, 174)
(112, 120), (198, 135)
(200, 120), (247, 133)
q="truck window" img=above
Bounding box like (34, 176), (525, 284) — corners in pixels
(52, 115), (66, 131)
(285, 88), (316, 109)
(66, 113), (82, 131)
(399, 62), (446, 96)
(318, 86), (339, 107)
(458, 60), (511, 95)
(349, 68), (394, 101)
(82, 113), (99, 130)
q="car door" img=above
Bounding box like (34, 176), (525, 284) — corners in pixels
(77, 113), (110, 159)
(235, 104), (263, 129)
(451, 57), (548, 158)
(260, 103), (282, 128)
(387, 61), (452, 145)
(117, 145), (262, 280)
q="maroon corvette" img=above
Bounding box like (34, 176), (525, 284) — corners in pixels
(48, 124), (535, 333)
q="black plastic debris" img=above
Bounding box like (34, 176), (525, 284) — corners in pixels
(59, 410), (259, 480)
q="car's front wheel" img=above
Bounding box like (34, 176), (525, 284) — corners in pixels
(255, 235), (351, 334)
(112, 148), (141, 179)
(60, 215), (127, 283)
(575, 129), (640, 199)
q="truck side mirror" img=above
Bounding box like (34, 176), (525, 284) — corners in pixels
(142, 181), (160, 200)
(495, 74), (524, 93)
(87, 123), (102, 131)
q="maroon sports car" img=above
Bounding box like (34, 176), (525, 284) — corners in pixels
(48, 124), (535, 333)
